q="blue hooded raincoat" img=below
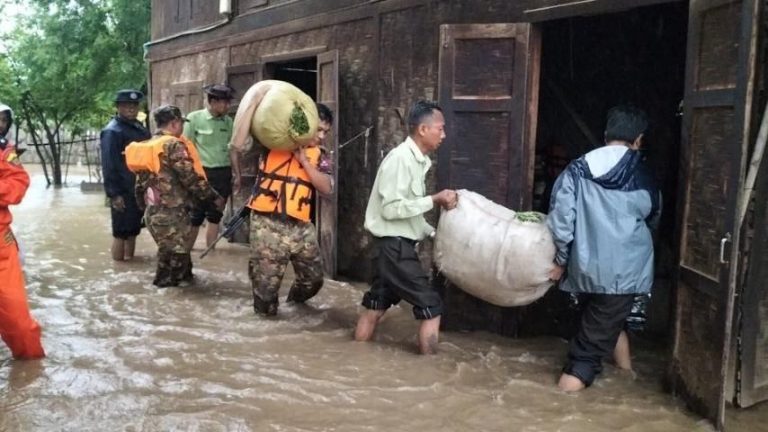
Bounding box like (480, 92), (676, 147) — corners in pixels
(547, 145), (661, 295)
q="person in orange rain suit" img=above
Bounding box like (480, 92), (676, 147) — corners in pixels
(0, 103), (45, 359)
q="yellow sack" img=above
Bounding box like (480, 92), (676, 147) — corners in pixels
(233, 80), (319, 150)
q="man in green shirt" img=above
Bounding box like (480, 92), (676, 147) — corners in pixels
(354, 100), (458, 355)
(183, 84), (235, 249)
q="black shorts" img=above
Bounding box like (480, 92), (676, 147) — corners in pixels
(204, 166), (233, 199)
(111, 195), (143, 239)
(190, 166), (232, 227)
(361, 237), (443, 320)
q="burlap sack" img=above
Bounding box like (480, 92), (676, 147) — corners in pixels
(434, 190), (556, 307)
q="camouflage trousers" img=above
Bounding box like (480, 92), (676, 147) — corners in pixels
(145, 206), (193, 287)
(249, 213), (324, 315)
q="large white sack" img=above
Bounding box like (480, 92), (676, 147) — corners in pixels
(434, 190), (556, 307)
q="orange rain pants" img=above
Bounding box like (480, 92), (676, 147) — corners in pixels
(0, 146), (44, 359)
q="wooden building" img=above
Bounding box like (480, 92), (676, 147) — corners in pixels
(147, 0), (767, 428)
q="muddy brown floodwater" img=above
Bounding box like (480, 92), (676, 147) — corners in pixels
(0, 167), (762, 431)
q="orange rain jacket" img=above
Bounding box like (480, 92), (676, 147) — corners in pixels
(0, 145), (45, 359)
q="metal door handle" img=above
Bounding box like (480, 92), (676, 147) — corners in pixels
(720, 233), (732, 264)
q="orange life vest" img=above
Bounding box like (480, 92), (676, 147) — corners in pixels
(125, 133), (206, 179)
(248, 147), (321, 222)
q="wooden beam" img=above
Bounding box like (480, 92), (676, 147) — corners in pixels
(545, 80), (600, 151)
(523, 0), (685, 22)
(259, 46), (329, 64)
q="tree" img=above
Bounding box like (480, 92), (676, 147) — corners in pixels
(1, 0), (150, 186)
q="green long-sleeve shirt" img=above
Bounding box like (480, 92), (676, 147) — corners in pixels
(364, 137), (434, 240)
(182, 109), (233, 168)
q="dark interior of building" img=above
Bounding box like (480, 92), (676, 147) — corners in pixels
(268, 57), (318, 101)
(530, 2), (689, 340)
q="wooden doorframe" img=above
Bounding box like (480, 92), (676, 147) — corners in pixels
(731, 0), (766, 410)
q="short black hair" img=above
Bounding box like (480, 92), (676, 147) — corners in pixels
(317, 103), (333, 124)
(604, 105), (649, 143)
(153, 105), (186, 128)
(408, 100), (442, 134)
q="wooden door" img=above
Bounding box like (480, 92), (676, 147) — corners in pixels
(670, 0), (759, 428)
(316, 50), (339, 277)
(225, 63), (263, 243)
(436, 23), (540, 335)
(437, 23), (540, 210)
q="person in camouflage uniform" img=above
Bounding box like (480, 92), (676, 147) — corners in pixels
(246, 103), (334, 316)
(134, 105), (222, 287)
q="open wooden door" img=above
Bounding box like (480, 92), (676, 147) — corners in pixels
(670, 0), (759, 428)
(316, 50), (339, 277)
(226, 62), (263, 243)
(437, 23), (540, 334)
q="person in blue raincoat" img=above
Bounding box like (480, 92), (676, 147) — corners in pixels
(547, 105), (661, 392)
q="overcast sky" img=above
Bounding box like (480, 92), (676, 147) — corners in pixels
(0, 1), (26, 53)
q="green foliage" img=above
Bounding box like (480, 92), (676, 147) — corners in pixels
(0, 56), (20, 110)
(0, 0), (150, 185)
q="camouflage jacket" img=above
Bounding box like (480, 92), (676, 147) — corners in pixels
(135, 135), (219, 210)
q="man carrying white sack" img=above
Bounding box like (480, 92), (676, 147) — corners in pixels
(354, 100), (458, 355)
(547, 105), (661, 392)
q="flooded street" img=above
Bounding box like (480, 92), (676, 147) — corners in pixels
(0, 168), (744, 431)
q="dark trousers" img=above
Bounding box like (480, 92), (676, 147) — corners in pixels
(361, 237), (443, 320)
(563, 293), (635, 386)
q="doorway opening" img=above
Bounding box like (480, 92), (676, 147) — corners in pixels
(531, 2), (688, 344)
(266, 57), (318, 101)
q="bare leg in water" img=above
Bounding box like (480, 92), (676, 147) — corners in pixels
(418, 316), (441, 355)
(111, 238), (126, 261)
(124, 236), (137, 260)
(613, 330), (632, 370)
(559, 330), (632, 392)
(355, 310), (441, 355)
(354, 309), (385, 342)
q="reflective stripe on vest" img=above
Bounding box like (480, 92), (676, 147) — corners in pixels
(125, 133), (207, 179)
(248, 147), (321, 222)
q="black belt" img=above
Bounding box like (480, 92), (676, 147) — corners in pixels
(378, 236), (417, 245)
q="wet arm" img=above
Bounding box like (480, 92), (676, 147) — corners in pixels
(296, 153), (332, 195)
(546, 168), (577, 266)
